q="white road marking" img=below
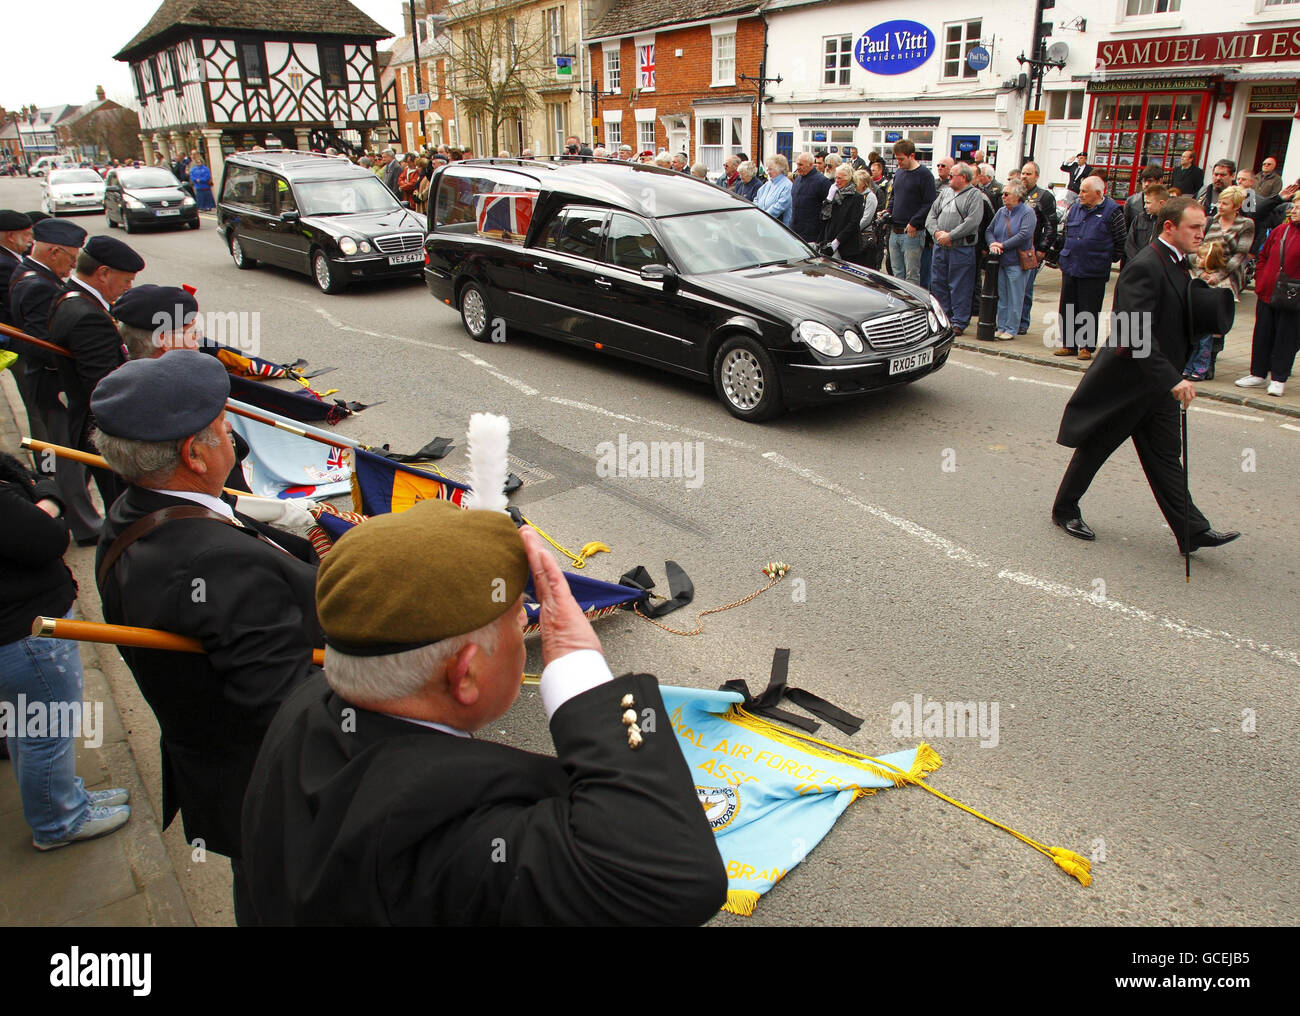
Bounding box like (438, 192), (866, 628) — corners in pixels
(545, 397), (756, 450)
(1281, 423), (1300, 434)
(1007, 375), (1075, 391)
(310, 305), (458, 351)
(760, 452), (991, 567)
(1190, 406), (1263, 421)
(947, 358), (998, 376)
(998, 571), (1300, 670)
(457, 351), (539, 395)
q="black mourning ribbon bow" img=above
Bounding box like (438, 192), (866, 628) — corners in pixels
(721, 648), (864, 736)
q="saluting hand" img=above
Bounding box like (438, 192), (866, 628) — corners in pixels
(519, 526), (603, 668)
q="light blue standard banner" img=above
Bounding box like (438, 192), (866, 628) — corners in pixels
(661, 686), (940, 916)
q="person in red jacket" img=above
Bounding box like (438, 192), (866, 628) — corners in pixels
(1236, 198), (1300, 396)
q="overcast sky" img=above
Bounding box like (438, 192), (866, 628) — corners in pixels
(1, 1), (408, 113)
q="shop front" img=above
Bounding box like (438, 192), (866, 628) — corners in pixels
(1084, 75), (1215, 201)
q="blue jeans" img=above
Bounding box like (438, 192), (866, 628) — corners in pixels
(0, 611), (91, 842)
(921, 243), (933, 291)
(931, 245), (976, 328)
(1019, 265), (1041, 333)
(998, 260), (1028, 334)
(889, 230), (925, 285)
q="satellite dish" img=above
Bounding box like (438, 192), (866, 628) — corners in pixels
(1047, 42), (1070, 66)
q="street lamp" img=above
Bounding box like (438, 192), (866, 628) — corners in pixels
(575, 76), (616, 149)
(738, 66), (783, 163)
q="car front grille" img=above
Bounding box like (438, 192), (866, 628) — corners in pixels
(861, 308), (930, 352)
(374, 233), (423, 254)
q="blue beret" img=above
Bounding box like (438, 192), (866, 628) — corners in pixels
(32, 218), (86, 246)
(0, 210), (31, 230)
(111, 284), (197, 331)
(85, 235), (145, 272)
(91, 349), (230, 441)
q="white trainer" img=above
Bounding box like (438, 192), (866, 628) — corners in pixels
(1234, 375), (1266, 388)
(1267, 380), (1285, 396)
(33, 805), (131, 851)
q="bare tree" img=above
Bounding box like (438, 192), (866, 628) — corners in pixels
(69, 107), (142, 162)
(446, 0), (550, 155)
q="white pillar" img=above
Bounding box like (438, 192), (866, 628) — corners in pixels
(294, 127), (311, 151)
(201, 129), (226, 190)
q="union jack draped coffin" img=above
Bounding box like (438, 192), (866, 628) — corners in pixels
(476, 192), (536, 238)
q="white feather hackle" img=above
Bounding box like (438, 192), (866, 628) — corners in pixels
(466, 412), (510, 512)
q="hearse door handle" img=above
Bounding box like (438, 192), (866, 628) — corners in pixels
(593, 277), (612, 288)
(532, 262), (549, 271)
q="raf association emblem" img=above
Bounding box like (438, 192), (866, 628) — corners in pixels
(696, 785), (740, 831)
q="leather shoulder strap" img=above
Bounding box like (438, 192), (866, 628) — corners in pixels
(97, 504), (236, 589)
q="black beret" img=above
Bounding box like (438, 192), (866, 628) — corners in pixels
(111, 284), (197, 331)
(24, 211), (49, 224)
(31, 218), (86, 246)
(84, 235), (145, 272)
(91, 349), (229, 441)
(0, 210), (31, 230)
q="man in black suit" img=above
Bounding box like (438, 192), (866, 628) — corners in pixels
(8, 218), (103, 543)
(92, 351), (322, 924)
(240, 496), (728, 926)
(47, 235), (144, 511)
(0, 209), (32, 328)
(1169, 149), (1203, 198)
(1060, 153), (1094, 196)
(1052, 196), (1239, 553)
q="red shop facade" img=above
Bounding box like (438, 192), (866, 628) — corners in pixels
(1084, 23), (1300, 200)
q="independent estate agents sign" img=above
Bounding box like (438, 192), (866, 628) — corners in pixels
(855, 21), (937, 75)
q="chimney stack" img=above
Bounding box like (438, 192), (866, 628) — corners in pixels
(96, 85), (106, 100)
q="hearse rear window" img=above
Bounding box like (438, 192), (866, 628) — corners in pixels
(434, 170), (539, 245)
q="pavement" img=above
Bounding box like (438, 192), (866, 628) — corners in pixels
(953, 264), (1300, 418)
(0, 372), (194, 927)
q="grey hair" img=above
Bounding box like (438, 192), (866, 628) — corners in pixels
(323, 615), (502, 702)
(94, 422), (224, 486)
(119, 322), (160, 361)
(653, 152), (673, 167)
(1002, 181), (1027, 200)
(738, 161), (756, 177)
(824, 153), (842, 171)
(690, 162), (709, 178)
(952, 162), (975, 183)
(977, 163), (995, 180)
(766, 153), (789, 175)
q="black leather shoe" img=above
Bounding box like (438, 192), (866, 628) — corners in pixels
(1188, 529), (1240, 552)
(1052, 515), (1096, 541)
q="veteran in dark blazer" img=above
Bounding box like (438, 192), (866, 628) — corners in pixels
(91, 351), (322, 922)
(241, 497), (727, 926)
(1051, 196), (1240, 553)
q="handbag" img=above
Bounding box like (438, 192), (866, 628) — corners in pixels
(1270, 226), (1300, 310)
(1007, 211), (1038, 269)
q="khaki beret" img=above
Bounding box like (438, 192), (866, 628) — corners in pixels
(317, 499), (528, 656)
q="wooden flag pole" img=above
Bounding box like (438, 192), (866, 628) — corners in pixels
(31, 617), (540, 685)
(0, 321), (73, 358)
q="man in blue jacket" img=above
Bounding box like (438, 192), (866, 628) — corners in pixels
(789, 152), (826, 243)
(1053, 176), (1125, 360)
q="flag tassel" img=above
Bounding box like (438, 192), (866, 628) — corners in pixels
(722, 891), (761, 917)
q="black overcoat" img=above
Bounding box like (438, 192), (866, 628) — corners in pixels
(1057, 241), (1192, 449)
(240, 671), (729, 926)
(821, 187), (865, 259)
(95, 486), (322, 857)
(48, 285), (127, 449)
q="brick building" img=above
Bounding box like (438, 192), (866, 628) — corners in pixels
(586, 0), (764, 168)
(382, 3), (458, 154)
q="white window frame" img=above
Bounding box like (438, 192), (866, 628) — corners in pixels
(822, 35), (852, 87)
(544, 7), (564, 62)
(711, 22), (737, 88)
(1125, 0), (1181, 14)
(1046, 89), (1086, 121)
(603, 41), (620, 94)
(603, 115), (622, 148)
(405, 121), (415, 152)
(941, 19), (983, 80)
(635, 108), (657, 152)
(696, 111), (749, 173)
(549, 102), (567, 155)
(635, 34), (656, 93)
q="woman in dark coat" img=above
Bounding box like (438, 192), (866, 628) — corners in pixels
(820, 164), (864, 260)
(733, 161), (763, 202)
(0, 451), (130, 848)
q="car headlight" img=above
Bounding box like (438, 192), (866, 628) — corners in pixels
(928, 311), (938, 332)
(182, 196), (196, 206)
(358, 240), (372, 254)
(124, 196), (145, 209)
(929, 294), (949, 330)
(842, 328), (864, 354)
(338, 236), (358, 255)
(797, 320), (843, 357)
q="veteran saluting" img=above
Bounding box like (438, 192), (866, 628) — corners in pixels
(240, 495), (727, 926)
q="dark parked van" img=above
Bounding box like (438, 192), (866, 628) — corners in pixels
(216, 150), (426, 294)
